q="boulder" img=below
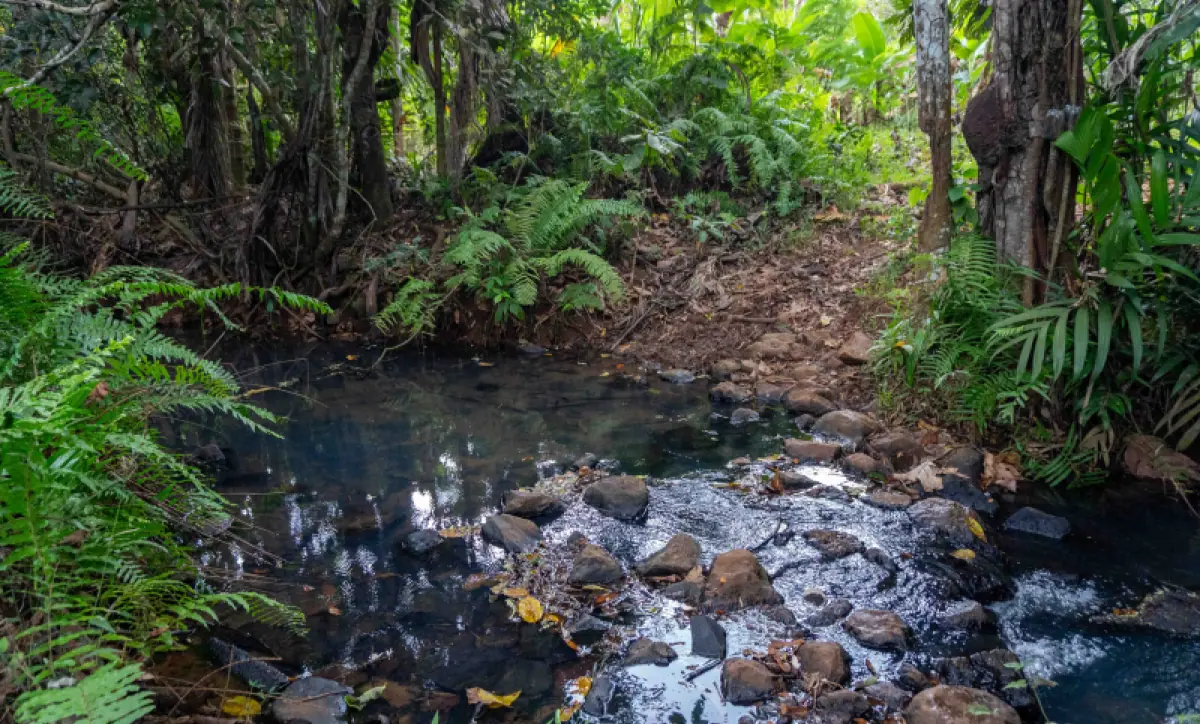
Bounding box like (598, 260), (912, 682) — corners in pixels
(933, 649), (1033, 709)
(794, 414), (817, 431)
(1003, 507), (1070, 540)
(897, 663), (934, 692)
(402, 529), (444, 555)
(864, 488), (914, 510)
(790, 363), (822, 380)
(659, 369), (696, 384)
(746, 332), (801, 360)
(812, 410), (881, 449)
(1123, 434), (1200, 484)
(721, 659), (779, 704)
(638, 534), (701, 578)
(662, 580), (704, 605)
(905, 686), (1020, 724)
(784, 389), (837, 416)
(503, 490), (565, 519)
(780, 469), (820, 489)
(815, 690), (869, 722)
(837, 331), (874, 365)
(867, 432), (923, 471)
(271, 677), (352, 724)
(784, 438), (842, 463)
(711, 381), (752, 404)
(568, 543), (624, 586)
(939, 446), (985, 486)
(863, 547), (899, 575)
(583, 475), (649, 520)
(755, 381), (792, 404)
(941, 600), (996, 632)
(704, 549), (782, 611)
(865, 681), (912, 711)
(710, 359), (742, 381)
(1105, 589), (1200, 637)
(582, 675), (616, 717)
(795, 641), (849, 684)
(690, 615), (728, 658)
(759, 605), (798, 627)
(806, 599), (853, 627)
(481, 514), (542, 553)
(908, 498), (985, 545)
(939, 477), (999, 515)
(624, 637), (677, 666)
(730, 407), (760, 425)
(844, 453), (886, 476)
(843, 609), (912, 650)
(802, 529), (864, 560)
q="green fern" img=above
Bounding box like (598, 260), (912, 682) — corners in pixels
(0, 164), (53, 218)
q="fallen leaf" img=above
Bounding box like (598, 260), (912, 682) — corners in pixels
(967, 517), (987, 543)
(438, 525), (476, 539)
(572, 676), (593, 697)
(345, 354), (358, 361)
(501, 587), (530, 598)
(1112, 608), (1138, 617)
(951, 548), (976, 561)
(593, 591), (619, 605)
(221, 696), (261, 718)
(478, 361), (494, 367)
(518, 596), (544, 623)
(466, 688), (521, 708)
(893, 460), (943, 492)
(819, 315), (832, 326)
(86, 381), (109, 406)
(327, 606), (342, 616)
(463, 573), (499, 591)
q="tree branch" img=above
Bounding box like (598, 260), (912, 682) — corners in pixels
(22, 4), (115, 87)
(0, 0), (116, 16)
(225, 43), (296, 144)
(7, 152), (127, 200)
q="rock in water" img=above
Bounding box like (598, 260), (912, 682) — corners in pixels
(908, 498), (985, 546)
(905, 686), (1020, 724)
(481, 514), (542, 553)
(784, 389), (837, 416)
(1003, 507), (1070, 539)
(783, 438), (842, 463)
(812, 410), (880, 449)
(568, 543), (624, 585)
(207, 638), (289, 690)
(1106, 589), (1200, 637)
(802, 529), (864, 560)
(583, 475), (650, 520)
(730, 407), (760, 425)
(402, 529), (444, 555)
(582, 675), (616, 717)
(659, 369), (696, 384)
(843, 609), (912, 650)
(845, 453), (886, 476)
(864, 488), (913, 510)
(272, 677), (353, 724)
(805, 485), (851, 503)
(1123, 433), (1200, 484)
(503, 490), (565, 519)
(637, 533), (701, 577)
(710, 381), (752, 404)
(795, 641), (849, 684)
(721, 659), (779, 704)
(941, 600), (996, 631)
(624, 637), (677, 666)
(704, 549), (782, 611)
(867, 431), (924, 471)
(755, 382), (792, 404)
(866, 681), (912, 711)
(690, 615), (727, 658)
(806, 599), (854, 628)
(816, 690), (869, 721)
(710, 359), (741, 381)
(837, 331), (873, 365)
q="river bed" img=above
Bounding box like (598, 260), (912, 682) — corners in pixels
(196, 345), (1200, 724)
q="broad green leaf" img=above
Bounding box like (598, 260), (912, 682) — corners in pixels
(1017, 334), (1036, 379)
(1073, 306), (1090, 379)
(1124, 303), (1143, 373)
(1054, 130), (1087, 165)
(1031, 322), (1049, 381)
(1153, 233), (1200, 246)
(1093, 301), (1113, 381)
(1091, 155), (1122, 222)
(1150, 150), (1169, 226)
(1125, 167), (1155, 247)
(851, 13), (887, 59)
(988, 304), (1070, 334)
(1052, 309), (1069, 378)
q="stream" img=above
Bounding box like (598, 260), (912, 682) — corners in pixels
(195, 346), (1200, 724)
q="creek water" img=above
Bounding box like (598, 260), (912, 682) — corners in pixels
(200, 346), (1200, 724)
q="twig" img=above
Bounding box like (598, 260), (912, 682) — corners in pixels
(683, 658), (722, 682)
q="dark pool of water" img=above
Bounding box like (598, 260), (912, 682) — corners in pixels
(195, 346), (1200, 723)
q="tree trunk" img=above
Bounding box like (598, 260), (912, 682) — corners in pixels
(447, 40), (477, 182)
(247, 84), (268, 183)
(390, 11), (405, 159)
(962, 0), (1084, 301)
(915, 0), (953, 252)
(340, 0), (394, 225)
(223, 53), (246, 191)
(185, 43), (231, 198)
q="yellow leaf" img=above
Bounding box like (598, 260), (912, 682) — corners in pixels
(438, 525), (476, 539)
(559, 703), (580, 720)
(501, 587), (529, 598)
(573, 676), (593, 697)
(951, 548), (976, 561)
(221, 696), (261, 718)
(466, 688), (521, 708)
(967, 517), (987, 542)
(345, 354), (358, 361)
(328, 606), (342, 616)
(518, 596), (544, 623)
(478, 361), (494, 367)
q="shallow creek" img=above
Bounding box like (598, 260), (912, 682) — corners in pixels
(199, 346), (1200, 724)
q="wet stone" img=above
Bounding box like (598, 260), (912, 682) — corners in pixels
(624, 637), (677, 667)
(495, 659), (554, 698)
(906, 686), (1020, 724)
(867, 431), (923, 471)
(583, 475), (649, 520)
(638, 533), (701, 577)
(866, 681), (912, 711)
(843, 609), (912, 650)
(938, 476), (998, 515)
(941, 600), (996, 631)
(784, 389), (837, 416)
(721, 659), (779, 705)
(481, 514), (542, 553)
(780, 469), (819, 489)
(908, 498), (984, 546)
(662, 580), (704, 604)
(844, 452), (885, 476)
(730, 407), (760, 425)
(755, 381), (792, 404)
(659, 369), (696, 384)
(815, 689), (869, 723)
(1003, 506), (1070, 539)
(897, 663), (934, 692)
(934, 649), (1032, 710)
(863, 547), (899, 575)
(690, 615), (728, 659)
(271, 677), (352, 724)
(502, 490), (565, 519)
(806, 598), (853, 627)
(1109, 589), (1200, 637)
(704, 549), (782, 611)
(795, 641), (849, 685)
(864, 488), (914, 510)
(711, 381), (752, 404)
(760, 605), (797, 627)
(812, 410), (881, 449)
(783, 438), (842, 463)
(402, 529), (443, 555)
(711, 359), (742, 381)
(794, 413), (817, 431)
(802, 587), (827, 605)
(939, 446), (985, 487)
(802, 529), (864, 560)
(206, 638), (290, 691)
(582, 675), (616, 717)
(567, 614), (610, 646)
(804, 485), (851, 503)
(568, 543), (623, 585)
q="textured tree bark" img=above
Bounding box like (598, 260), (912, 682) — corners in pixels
(962, 0), (1083, 301)
(914, 0), (952, 252)
(447, 41), (477, 182)
(390, 11), (406, 159)
(222, 54), (245, 191)
(340, 0), (394, 224)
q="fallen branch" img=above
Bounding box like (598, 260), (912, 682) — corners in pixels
(7, 152), (126, 199)
(683, 658), (722, 682)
